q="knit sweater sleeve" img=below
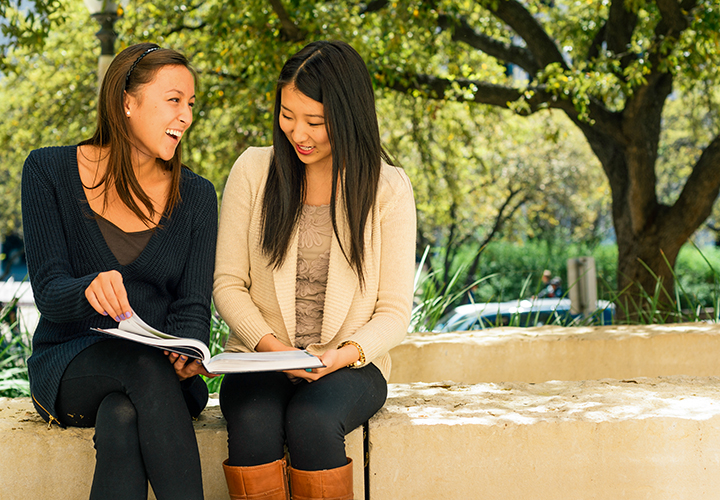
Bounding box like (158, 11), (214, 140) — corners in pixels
(21, 148), (100, 323)
(163, 172), (217, 344)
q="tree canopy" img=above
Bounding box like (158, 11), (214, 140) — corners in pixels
(3, 0), (720, 313)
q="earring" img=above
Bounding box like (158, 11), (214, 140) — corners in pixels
(126, 111), (130, 116)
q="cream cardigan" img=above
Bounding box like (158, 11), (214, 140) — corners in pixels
(213, 146), (416, 380)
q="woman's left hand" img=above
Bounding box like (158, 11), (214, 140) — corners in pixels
(286, 345), (359, 382)
(165, 351), (218, 381)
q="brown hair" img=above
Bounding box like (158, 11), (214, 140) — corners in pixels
(80, 42), (196, 226)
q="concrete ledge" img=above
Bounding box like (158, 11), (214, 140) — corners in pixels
(390, 322), (720, 384)
(5, 323), (720, 499)
(4, 375), (720, 500)
(370, 376), (720, 499)
(0, 398), (364, 500)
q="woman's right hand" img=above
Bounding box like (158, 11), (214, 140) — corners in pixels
(255, 333), (298, 353)
(85, 270), (133, 322)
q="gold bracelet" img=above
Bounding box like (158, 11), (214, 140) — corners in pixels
(337, 340), (365, 368)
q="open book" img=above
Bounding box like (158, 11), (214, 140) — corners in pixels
(92, 313), (324, 374)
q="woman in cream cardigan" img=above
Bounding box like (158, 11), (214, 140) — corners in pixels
(213, 40), (416, 500)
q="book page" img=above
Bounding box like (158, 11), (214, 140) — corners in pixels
(92, 311), (211, 361)
(120, 313), (179, 339)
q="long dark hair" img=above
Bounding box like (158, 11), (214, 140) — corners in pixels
(80, 42), (196, 226)
(261, 40), (391, 287)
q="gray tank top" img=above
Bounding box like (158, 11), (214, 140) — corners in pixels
(96, 215), (154, 266)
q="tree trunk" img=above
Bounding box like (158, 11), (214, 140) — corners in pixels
(577, 111), (696, 322)
(613, 204), (682, 321)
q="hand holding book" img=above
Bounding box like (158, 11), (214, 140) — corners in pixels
(92, 312), (325, 374)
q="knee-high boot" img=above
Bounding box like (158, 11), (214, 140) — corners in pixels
(288, 458), (353, 500)
(222, 458), (290, 500)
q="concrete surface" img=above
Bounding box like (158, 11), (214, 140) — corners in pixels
(5, 322), (720, 499)
(370, 376), (720, 499)
(390, 322), (720, 384)
(0, 397), (364, 500)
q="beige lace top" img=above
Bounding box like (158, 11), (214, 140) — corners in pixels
(295, 204), (332, 348)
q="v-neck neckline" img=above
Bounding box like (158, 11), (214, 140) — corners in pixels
(71, 145), (166, 270)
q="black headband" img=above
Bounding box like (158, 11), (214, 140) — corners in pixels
(125, 46), (161, 89)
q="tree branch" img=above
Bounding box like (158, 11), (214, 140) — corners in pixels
(464, 189), (531, 287)
(268, 0), (305, 42)
(166, 22), (207, 36)
(604, 0), (638, 71)
(359, 0), (388, 14)
(656, 0), (695, 36)
(383, 71), (624, 141)
(586, 23), (606, 61)
(437, 13), (540, 75)
(486, 0), (568, 70)
(668, 134), (720, 241)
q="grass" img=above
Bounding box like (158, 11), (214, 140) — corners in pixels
(409, 246), (497, 332)
(604, 245), (720, 325)
(411, 242), (720, 332)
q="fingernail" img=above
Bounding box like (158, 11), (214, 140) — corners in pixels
(196, 360), (202, 364)
(114, 316), (121, 322)
(125, 311), (132, 318)
(102, 311), (108, 316)
(305, 368), (312, 373)
(180, 356), (187, 360)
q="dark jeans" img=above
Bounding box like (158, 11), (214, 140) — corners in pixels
(56, 339), (204, 500)
(220, 363), (387, 471)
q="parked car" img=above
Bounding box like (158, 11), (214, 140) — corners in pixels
(435, 297), (615, 332)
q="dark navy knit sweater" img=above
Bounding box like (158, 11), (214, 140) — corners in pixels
(21, 146), (217, 423)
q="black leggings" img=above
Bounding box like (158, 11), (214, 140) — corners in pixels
(56, 339), (204, 500)
(220, 363), (387, 471)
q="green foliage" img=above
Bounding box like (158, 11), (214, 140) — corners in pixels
(201, 305), (229, 394)
(415, 240), (720, 330)
(0, 297), (31, 398)
(607, 245), (720, 324)
(464, 240), (720, 311)
(0, 0), (68, 73)
(3, 0), (720, 326)
(0, 2), (98, 238)
(409, 246), (495, 332)
(671, 244), (720, 312)
(464, 240), (616, 303)
(381, 92), (611, 291)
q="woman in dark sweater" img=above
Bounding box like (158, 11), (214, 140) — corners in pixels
(21, 43), (216, 499)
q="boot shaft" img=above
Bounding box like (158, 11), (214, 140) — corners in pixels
(222, 458), (290, 500)
(288, 458), (353, 500)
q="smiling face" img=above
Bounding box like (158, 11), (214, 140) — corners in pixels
(278, 83), (332, 172)
(124, 64), (195, 163)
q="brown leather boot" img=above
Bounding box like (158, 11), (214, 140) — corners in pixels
(222, 458), (290, 500)
(288, 458), (353, 500)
